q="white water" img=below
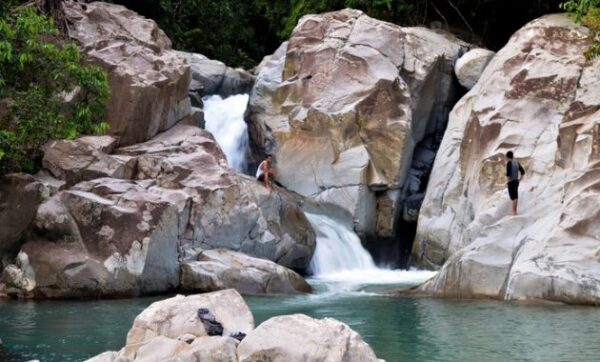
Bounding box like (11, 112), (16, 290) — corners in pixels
(203, 94), (250, 171)
(306, 212), (436, 286)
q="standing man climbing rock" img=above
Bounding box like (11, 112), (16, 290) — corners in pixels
(506, 151), (525, 215)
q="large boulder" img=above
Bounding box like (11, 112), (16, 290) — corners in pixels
(412, 15), (600, 304)
(180, 249), (312, 295)
(176, 51), (255, 102)
(85, 290), (381, 362)
(5, 124), (315, 298)
(123, 290), (253, 358)
(454, 48), (495, 89)
(64, 1), (192, 146)
(237, 314), (379, 362)
(246, 9), (468, 238)
(42, 136), (135, 186)
(0, 174), (47, 262)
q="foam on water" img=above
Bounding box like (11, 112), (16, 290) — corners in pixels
(306, 212), (437, 288)
(203, 94), (250, 171)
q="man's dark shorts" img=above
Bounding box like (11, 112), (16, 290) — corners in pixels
(507, 180), (519, 200)
(257, 174), (265, 182)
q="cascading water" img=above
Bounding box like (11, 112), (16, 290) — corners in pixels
(201, 94), (435, 289)
(202, 94), (250, 172)
(305, 212), (436, 286)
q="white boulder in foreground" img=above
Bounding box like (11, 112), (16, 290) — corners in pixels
(454, 48), (495, 89)
(180, 249), (312, 294)
(85, 289), (381, 362)
(413, 15), (600, 305)
(238, 314), (379, 362)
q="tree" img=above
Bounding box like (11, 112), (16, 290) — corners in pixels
(0, 6), (110, 174)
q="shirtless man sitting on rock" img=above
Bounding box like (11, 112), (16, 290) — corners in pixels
(256, 154), (276, 189)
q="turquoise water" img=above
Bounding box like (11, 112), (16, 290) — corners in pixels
(1, 282), (600, 361)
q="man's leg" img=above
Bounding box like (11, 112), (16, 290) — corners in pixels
(512, 199), (518, 215)
(264, 171), (271, 189)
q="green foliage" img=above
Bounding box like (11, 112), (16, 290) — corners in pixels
(561, 0), (600, 59)
(0, 7), (110, 175)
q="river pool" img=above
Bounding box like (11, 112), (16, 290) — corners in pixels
(1, 278), (600, 362)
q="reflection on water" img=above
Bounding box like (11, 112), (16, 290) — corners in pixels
(1, 284), (600, 362)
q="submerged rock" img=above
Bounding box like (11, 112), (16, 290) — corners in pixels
(85, 289), (381, 362)
(180, 249), (312, 295)
(413, 15), (600, 305)
(64, 1), (192, 146)
(246, 9), (468, 238)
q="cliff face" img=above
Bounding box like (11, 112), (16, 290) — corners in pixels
(413, 15), (600, 304)
(247, 9), (468, 239)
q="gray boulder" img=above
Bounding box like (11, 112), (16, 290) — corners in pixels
(176, 51), (255, 100)
(64, 1), (192, 146)
(180, 249), (312, 295)
(5, 124), (315, 298)
(238, 314), (379, 362)
(454, 48), (495, 89)
(0, 174), (46, 261)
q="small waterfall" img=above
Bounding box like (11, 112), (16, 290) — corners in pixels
(203, 94), (250, 172)
(305, 212), (437, 285)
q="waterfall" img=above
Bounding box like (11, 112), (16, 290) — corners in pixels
(203, 94), (250, 172)
(306, 212), (437, 285)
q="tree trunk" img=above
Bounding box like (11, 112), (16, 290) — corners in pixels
(35, 0), (67, 34)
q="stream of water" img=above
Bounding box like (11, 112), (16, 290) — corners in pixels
(203, 94), (250, 172)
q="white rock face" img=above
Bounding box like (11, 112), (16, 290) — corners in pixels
(454, 48), (495, 89)
(123, 289), (253, 358)
(237, 314), (379, 362)
(247, 9), (468, 237)
(413, 15), (600, 304)
(180, 249), (312, 294)
(85, 290), (381, 362)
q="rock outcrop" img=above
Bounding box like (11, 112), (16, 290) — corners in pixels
(238, 314), (379, 362)
(176, 51), (255, 103)
(64, 1), (193, 146)
(413, 15), (600, 305)
(180, 249), (312, 295)
(0, 174), (46, 262)
(85, 289), (380, 362)
(2, 124), (315, 298)
(454, 48), (495, 89)
(246, 9), (468, 238)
